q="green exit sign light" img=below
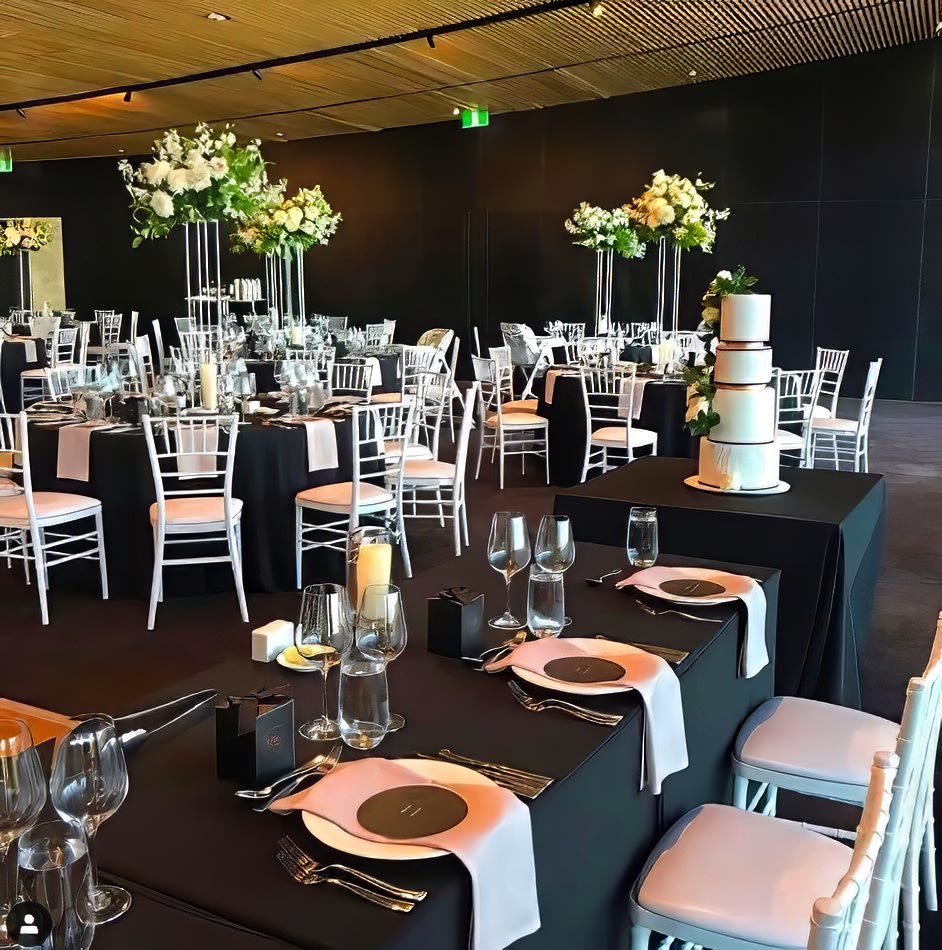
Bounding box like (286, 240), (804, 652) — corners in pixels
(460, 108), (489, 129)
(0, 148), (11, 173)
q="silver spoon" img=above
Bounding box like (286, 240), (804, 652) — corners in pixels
(462, 630), (528, 665)
(234, 751), (330, 799)
(585, 568), (623, 586)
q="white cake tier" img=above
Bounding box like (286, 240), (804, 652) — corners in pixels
(711, 384), (776, 444)
(714, 343), (773, 386)
(699, 438), (780, 491)
(720, 294), (771, 343)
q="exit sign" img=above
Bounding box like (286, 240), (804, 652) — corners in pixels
(460, 108), (489, 129)
(0, 148), (11, 173)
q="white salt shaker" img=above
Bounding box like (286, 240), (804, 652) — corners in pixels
(252, 620), (294, 662)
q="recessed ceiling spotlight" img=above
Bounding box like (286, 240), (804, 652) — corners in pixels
(453, 107), (461, 115)
(206, 11), (231, 21)
(252, 69), (263, 81)
(276, 132), (284, 137)
(117, 148), (125, 153)
(688, 69), (697, 77)
(590, 2), (605, 17)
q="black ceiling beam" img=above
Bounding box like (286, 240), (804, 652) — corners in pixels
(0, 0), (589, 113)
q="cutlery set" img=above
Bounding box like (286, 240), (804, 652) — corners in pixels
(507, 680), (622, 727)
(415, 748), (553, 799)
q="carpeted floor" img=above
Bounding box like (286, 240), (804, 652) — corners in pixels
(0, 397), (939, 944)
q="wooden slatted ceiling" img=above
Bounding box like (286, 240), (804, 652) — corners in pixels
(0, 0), (935, 161)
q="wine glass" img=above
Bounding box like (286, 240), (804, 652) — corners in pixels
(296, 583), (353, 741)
(535, 514), (575, 626)
(0, 719), (46, 947)
(487, 511), (530, 629)
(49, 716), (132, 925)
(355, 584), (407, 732)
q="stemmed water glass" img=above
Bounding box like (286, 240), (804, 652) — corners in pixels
(49, 716), (132, 925)
(355, 584), (407, 732)
(534, 514), (575, 625)
(0, 719), (46, 947)
(487, 511), (531, 629)
(296, 583), (353, 741)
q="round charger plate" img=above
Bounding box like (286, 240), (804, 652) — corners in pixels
(684, 475), (790, 496)
(628, 568), (738, 607)
(302, 759), (493, 860)
(275, 646), (321, 673)
(513, 637), (634, 696)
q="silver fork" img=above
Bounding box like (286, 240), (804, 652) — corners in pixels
(279, 836), (427, 902)
(276, 851), (415, 912)
(634, 599), (723, 624)
(507, 681), (623, 726)
(254, 744), (343, 811)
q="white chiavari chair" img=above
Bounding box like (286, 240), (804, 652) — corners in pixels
(330, 361), (373, 399)
(364, 323), (386, 348)
(489, 346), (515, 402)
(814, 347), (850, 419)
(628, 750), (898, 950)
(382, 319), (396, 344)
(774, 368), (823, 468)
(581, 364), (657, 480)
(401, 383), (479, 556)
(414, 370), (449, 459)
(473, 326), (483, 357)
(326, 316), (348, 333)
(0, 412), (108, 625)
(178, 330), (216, 365)
(152, 320), (168, 374)
(401, 345), (437, 396)
(809, 359), (881, 473)
(131, 335), (157, 391)
(732, 609), (942, 950)
(173, 316), (192, 335)
(142, 414), (246, 630)
(373, 399), (429, 469)
(20, 326), (78, 406)
(86, 312), (122, 360)
(672, 330), (701, 353)
(472, 355), (549, 490)
(295, 406), (411, 586)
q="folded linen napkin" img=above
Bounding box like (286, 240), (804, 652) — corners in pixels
(273, 758), (540, 950)
(56, 421), (106, 481)
(543, 369), (577, 404)
(364, 357), (382, 389)
(301, 419), (339, 472)
(486, 638), (687, 794)
(616, 378), (648, 420)
(177, 424), (218, 475)
(23, 340), (37, 363)
(618, 566), (769, 678)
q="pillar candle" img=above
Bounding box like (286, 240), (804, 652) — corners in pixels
(356, 543), (392, 616)
(289, 326), (304, 347)
(200, 362), (218, 410)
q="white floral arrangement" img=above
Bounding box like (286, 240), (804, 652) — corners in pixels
(232, 184), (341, 259)
(118, 123), (270, 247)
(0, 218), (53, 256)
(564, 202), (645, 259)
(629, 170), (729, 252)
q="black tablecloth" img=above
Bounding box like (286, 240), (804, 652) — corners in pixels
(1, 337), (47, 412)
(26, 419), (366, 597)
(555, 457), (885, 705)
(537, 375), (695, 487)
(6, 544), (775, 950)
(247, 355), (400, 397)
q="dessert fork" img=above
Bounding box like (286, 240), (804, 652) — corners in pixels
(508, 681), (622, 726)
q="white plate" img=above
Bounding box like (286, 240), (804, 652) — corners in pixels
(302, 758), (494, 860)
(625, 568), (738, 607)
(275, 646), (321, 673)
(513, 637), (634, 696)
(684, 475), (791, 496)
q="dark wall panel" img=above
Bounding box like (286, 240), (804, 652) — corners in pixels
(914, 199), (942, 401)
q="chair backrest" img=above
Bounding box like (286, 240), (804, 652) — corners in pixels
(50, 327), (76, 368)
(349, 406), (396, 528)
(372, 400), (417, 461)
(453, 382), (479, 496)
(98, 313), (122, 347)
(128, 311), (139, 341)
(364, 324), (386, 347)
(326, 316), (348, 332)
(30, 315), (60, 348)
(401, 345), (437, 393)
(331, 361), (373, 397)
(673, 330), (701, 353)
(855, 611), (942, 949)
(382, 319), (396, 343)
(415, 370), (449, 457)
(774, 368), (823, 431)
(141, 414), (239, 522)
(173, 316), (192, 335)
(152, 320), (166, 372)
(559, 322), (586, 343)
(132, 334), (156, 390)
(500, 323), (541, 367)
(471, 355), (500, 415)
(178, 329), (216, 364)
(856, 359), (882, 436)
(473, 326), (482, 357)
(815, 348), (850, 416)
(808, 751), (898, 950)
(0, 411), (18, 473)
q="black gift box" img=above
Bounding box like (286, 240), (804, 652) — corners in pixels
(427, 587), (488, 659)
(215, 686), (295, 785)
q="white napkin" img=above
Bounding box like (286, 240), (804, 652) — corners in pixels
(23, 340), (37, 363)
(364, 357), (381, 389)
(543, 369), (577, 404)
(177, 424), (218, 475)
(618, 566), (769, 678)
(56, 421), (105, 481)
(617, 377), (648, 420)
(301, 419), (338, 472)
(274, 758), (541, 950)
(486, 639), (687, 794)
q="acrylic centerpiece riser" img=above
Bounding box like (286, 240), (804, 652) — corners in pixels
(594, 248), (613, 337)
(185, 220), (229, 332)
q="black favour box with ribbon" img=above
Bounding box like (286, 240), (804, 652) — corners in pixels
(427, 587), (486, 659)
(215, 686), (295, 785)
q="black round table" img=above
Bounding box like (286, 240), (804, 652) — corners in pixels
(537, 373), (695, 487)
(246, 353), (400, 396)
(1, 337), (47, 411)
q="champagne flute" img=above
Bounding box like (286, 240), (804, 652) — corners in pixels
(296, 583), (353, 741)
(49, 716), (132, 925)
(487, 511), (530, 629)
(534, 514), (575, 625)
(355, 584), (407, 732)
(0, 720), (46, 947)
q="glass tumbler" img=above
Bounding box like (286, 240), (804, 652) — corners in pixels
(16, 819), (94, 950)
(627, 507), (659, 567)
(526, 566), (565, 639)
(339, 655), (390, 751)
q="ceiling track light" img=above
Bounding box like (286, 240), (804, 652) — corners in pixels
(123, 90), (133, 102)
(15, 108), (26, 119)
(206, 12), (231, 21)
(426, 34), (436, 48)
(252, 69), (263, 81)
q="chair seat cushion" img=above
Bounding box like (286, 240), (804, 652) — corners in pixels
(296, 481), (393, 512)
(503, 399), (539, 413)
(0, 491), (100, 526)
(812, 405), (833, 418)
(735, 696), (897, 790)
(383, 441), (433, 461)
(484, 412), (548, 429)
(636, 804), (850, 949)
(402, 459), (456, 483)
(812, 417), (856, 433)
(776, 430), (805, 449)
(592, 426), (657, 447)
(20, 368), (49, 378)
(370, 392), (403, 403)
(149, 497), (243, 525)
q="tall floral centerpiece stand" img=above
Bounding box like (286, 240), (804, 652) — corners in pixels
(120, 124), (270, 339)
(0, 219), (54, 311)
(232, 185), (341, 339)
(565, 203), (644, 337)
(628, 170), (729, 352)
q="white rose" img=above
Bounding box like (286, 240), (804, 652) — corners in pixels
(186, 165), (212, 191)
(284, 206), (303, 232)
(166, 167), (190, 193)
(150, 190), (174, 218)
(300, 220), (315, 235)
(272, 209), (288, 226)
(716, 270), (732, 280)
(4, 226), (20, 246)
(144, 160), (171, 185)
(208, 156), (228, 179)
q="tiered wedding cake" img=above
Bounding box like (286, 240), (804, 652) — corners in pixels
(697, 293), (779, 491)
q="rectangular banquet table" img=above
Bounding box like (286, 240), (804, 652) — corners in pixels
(10, 543), (778, 949)
(555, 456), (885, 706)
